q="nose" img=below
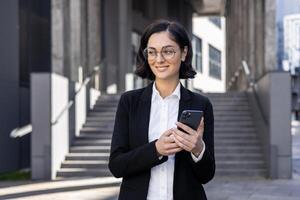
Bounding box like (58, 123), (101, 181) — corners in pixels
(155, 52), (165, 63)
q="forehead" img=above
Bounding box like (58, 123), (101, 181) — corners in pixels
(147, 31), (179, 49)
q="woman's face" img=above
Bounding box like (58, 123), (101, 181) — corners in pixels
(146, 31), (187, 82)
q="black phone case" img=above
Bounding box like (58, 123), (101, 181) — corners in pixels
(179, 110), (203, 131)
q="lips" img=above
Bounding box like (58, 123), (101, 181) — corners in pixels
(155, 65), (169, 72)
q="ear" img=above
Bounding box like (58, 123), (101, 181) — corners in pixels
(181, 46), (188, 62)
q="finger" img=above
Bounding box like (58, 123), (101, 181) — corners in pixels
(172, 128), (194, 144)
(165, 142), (180, 149)
(165, 147), (182, 155)
(173, 134), (193, 151)
(173, 132), (195, 151)
(165, 134), (176, 143)
(176, 122), (196, 135)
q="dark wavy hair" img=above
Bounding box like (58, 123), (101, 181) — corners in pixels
(135, 19), (196, 80)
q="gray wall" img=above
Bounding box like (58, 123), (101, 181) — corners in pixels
(249, 72), (292, 178)
(0, 0), (20, 173)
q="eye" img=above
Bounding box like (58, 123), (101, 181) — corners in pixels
(147, 49), (156, 56)
(163, 49), (175, 55)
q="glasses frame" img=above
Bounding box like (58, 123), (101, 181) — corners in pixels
(143, 46), (181, 61)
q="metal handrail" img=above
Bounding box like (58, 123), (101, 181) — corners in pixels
(52, 65), (100, 125)
(10, 64), (102, 138)
(227, 60), (268, 124)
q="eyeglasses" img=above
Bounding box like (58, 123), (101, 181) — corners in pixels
(143, 46), (179, 61)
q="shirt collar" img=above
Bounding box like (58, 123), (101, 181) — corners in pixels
(152, 82), (181, 102)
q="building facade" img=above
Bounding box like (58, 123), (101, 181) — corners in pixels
(192, 16), (226, 92)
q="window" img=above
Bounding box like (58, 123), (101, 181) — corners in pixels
(209, 45), (222, 80)
(192, 35), (202, 73)
(209, 17), (221, 28)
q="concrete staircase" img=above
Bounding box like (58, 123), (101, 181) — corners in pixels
(206, 92), (266, 177)
(56, 95), (120, 178)
(57, 92), (266, 178)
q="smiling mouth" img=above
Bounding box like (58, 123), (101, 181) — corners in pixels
(156, 66), (169, 71)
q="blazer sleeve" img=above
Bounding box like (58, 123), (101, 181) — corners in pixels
(188, 98), (215, 184)
(108, 94), (167, 178)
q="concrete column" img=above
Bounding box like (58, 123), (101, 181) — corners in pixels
(87, 0), (102, 70)
(0, 0), (20, 173)
(31, 0), (71, 180)
(31, 74), (52, 179)
(104, 0), (132, 93)
(264, 0), (277, 71)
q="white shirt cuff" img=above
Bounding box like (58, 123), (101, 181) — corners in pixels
(191, 141), (206, 162)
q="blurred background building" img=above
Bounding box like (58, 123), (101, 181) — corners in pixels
(277, 0), (300, 120)
(192, 16), (226, 92)
(0, 0), (293, 180)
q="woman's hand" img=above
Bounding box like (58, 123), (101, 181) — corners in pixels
(155, 129), (183, 156)
(172, 118), (204, 157)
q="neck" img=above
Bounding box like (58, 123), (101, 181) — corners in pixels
(155, 78), (179, 98)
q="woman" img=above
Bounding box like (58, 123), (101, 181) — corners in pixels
(109, 20), (215, 200)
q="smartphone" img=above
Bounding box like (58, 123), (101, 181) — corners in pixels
(178, 110), (203, 132)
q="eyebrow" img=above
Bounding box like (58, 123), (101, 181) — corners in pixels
(147, 45), (176, 50)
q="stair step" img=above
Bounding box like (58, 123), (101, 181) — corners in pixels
(66, 153), (110, 161)
(70, 146), (110, 153)
(215, 146), (262, 153)
(215, 169), (266, 177)
(215, 116), (253, 121)
(215, 120), (254, 125)
(216, 160), (265, 169)
(88, 112), (116, 117)
(61, 160), (109, 169)
(84, 121), (115, 126)
(96, 95), (120, 101)
(215, 134), (257, 139)
(213, 106), (250, 111)
(86, 118), (116, 123)
(211, 102), (249, 106)
(80, 127), (113, 133)
(94, 102), (118, 106)
(215, 127), (255, 131)
(56, 168), (112, 177)
(215, 153), (264, 161)
(213, 112), (252, 116)
(92, 108), (117, 112)
(207, 92), (246, 97)
(73, 139), (111, 146)
(78, 133), (112, 139)
(83, 124), (114, 129)
(215, 139), (260, 146)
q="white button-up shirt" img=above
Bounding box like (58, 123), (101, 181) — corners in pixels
(147, 82), (205, 200)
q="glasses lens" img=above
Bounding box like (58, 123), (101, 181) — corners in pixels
(144, 48), (157, 60)
(162, 47), (176, 60)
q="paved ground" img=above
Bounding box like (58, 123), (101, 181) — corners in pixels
(0, 121), (299, 200)
(0, 177), (121, 200)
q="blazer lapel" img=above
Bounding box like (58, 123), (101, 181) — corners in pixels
(136, 83), (153, 144)
(177, 84), (192, 121)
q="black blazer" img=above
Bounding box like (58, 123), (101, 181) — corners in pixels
(109, 83), (215, 200)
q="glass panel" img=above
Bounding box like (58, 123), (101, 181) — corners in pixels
(209, 45), (222, 79)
